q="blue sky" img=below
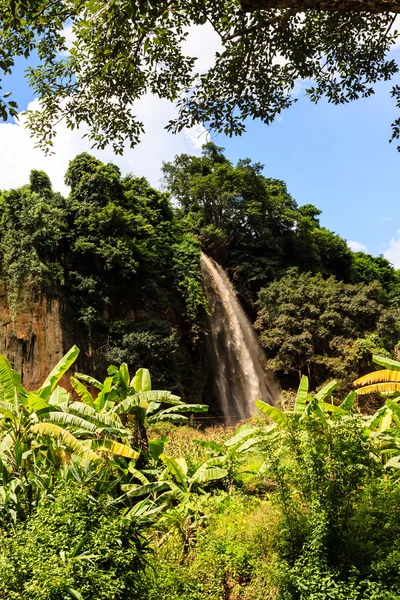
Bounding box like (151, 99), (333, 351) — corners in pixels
(2, 29), (400, 264)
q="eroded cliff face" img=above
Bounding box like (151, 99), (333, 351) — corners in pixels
(0, 284), (208, 403)
(0, 285), (64, 389)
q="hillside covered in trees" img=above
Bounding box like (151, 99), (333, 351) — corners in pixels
(1, 142), (399, 400)
(0, 144), (400, 600)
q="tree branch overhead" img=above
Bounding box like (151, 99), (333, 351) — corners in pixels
(241, 0), (400, 13)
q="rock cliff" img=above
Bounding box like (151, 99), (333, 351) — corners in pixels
(0, 285), (65, 389)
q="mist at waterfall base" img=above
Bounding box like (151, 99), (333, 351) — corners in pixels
(201, 253), (280, 423)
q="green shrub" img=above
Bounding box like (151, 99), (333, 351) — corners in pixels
(0, 483), (150, 600)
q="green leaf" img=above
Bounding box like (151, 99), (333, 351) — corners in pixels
(132, 368), (151, 392)
(0, 355), (19, 406)
(147, 413), (188, 424)
(158, 403), (208, 414)
(340, 391), (356, 411)
(235, 437), (262, 454)
(67, 402), (125, 434)
(255, 399), (288, 427)
(74, 373), (103, 390)
(70, 376), (94, 407)
(31, 423), (99, 461)
(366, 405), (389, 431)
(160, 454), (188, 488)
(26, 392), (49, 412)
(0, 401), (16, 419)
(121, 481), (170, 497)
(37, 346), (80, 399)
(36, 411), (99, 433)
(315, 380), (338, 402)
(194, 439), (223, 453)
(128, 466), (150, 485)
(94, 377), (113, 412)
(149, 437), (166, 462)
(294, 375), (309, 413)
(372, 355), (400, 371)
(114, 391), (181, 415)
(50, 386), (70, 406)
(84, 439), (139, 459)
(119, 363), (130, 387)
(192, 467), (228, 484)
(225, 425), (257, 447)
(385, 455), (400, 469)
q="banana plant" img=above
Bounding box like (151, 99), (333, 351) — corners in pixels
(73, 364), (208, 457)
(194, 423), (276, 493)
(0, 348), (140, 472)
(122, 453), (228, 501)
(354, 354), (400, 396)
(255, 376), (339, 428)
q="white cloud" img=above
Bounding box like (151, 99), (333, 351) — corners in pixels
(182, 22), (223, 73)
(347, 240), (367, 253)
(0, 24), (221, 195)
(0, 96), (210, 195)
(384, 229), (400, 268)
(59, 23), (76, 55)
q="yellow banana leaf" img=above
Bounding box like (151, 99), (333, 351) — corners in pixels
(84, 439), (140, 459)
(354, 370), (400, 387)
(355, 383), (400, 396)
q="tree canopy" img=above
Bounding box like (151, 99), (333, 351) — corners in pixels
(1, 0), (400, 152)
(1, 144), (399, 395)
(256, 268), (400, 388)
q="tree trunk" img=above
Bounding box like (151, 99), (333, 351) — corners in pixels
(241, 0), (400, 13)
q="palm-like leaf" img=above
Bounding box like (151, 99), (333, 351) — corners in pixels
(0, 355), (19, 407)
(315, 380), (338, 402)
(37, 346), (80, 400)
(192, 466), (228, 484)
(26, 393), (49, 412)
(354, 370), (400, 386)
(132, 368), (151, 392)
(147, 413), (188, 424)
(122, 481), (170, 497)
(160, 454), (188, 489)
(0, 401), (16, 420)
(355, 383), (400, 396)
(372, 355), (400, 371)
(67, 402), (125, 434)
(340, 391), (356, 411)
(94, 377), (114, 412)
(84, 439), (139, 459)
(36, 411), (99, 433)
(31, 423), (99, 461)
(70, 376), (95, 407)
(114, 391), (181, 415)
(256, 399), (288, 427)
(225, 425), (257, 447)
(74, 373), (103, 390)
(157, 403), (208, 415)
(294, 375), (309, 413)
(50, 386), (70, 406)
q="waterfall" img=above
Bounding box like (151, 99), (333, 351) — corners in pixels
(201, 253), (280, 422)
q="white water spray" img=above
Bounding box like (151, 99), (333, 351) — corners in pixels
(201, 253), (280, 422)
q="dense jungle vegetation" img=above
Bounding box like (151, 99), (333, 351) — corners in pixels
(0, 145), (400, 598)
(1, 142), (399, 397)
(0, 347), (399, 599)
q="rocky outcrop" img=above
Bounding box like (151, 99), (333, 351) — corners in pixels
(0, 285), (64, 389)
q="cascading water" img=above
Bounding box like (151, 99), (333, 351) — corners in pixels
(201, 253), (280, 422)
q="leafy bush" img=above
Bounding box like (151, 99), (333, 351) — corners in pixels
(0, 483), (151, 600)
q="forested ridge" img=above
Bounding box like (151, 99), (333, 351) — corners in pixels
(0, 145), (399, 599)
(1, 143), (399, 397)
